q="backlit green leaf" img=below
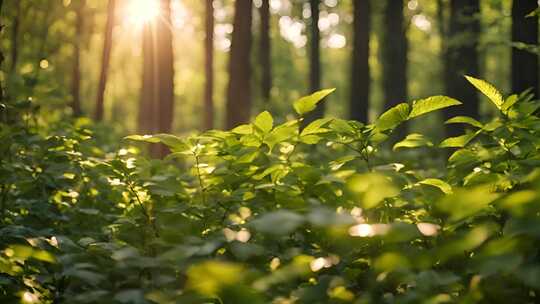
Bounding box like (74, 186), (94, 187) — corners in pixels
(254, 111), (273, 133)
(408, 96), (462, 119)
(393, 133), (434, 150)
(465, 75), (504, 109)
(439, 132), (479, 148)
(445, 116), (483, 128)
(293, 88), (336, 115)
(376, 103), (410, 131)
(418, 178), (453, 194)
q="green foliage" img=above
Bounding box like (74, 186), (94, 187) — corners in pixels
(293, 88), (336, 116)
(3, 82), (540, 303)
(465, 75), (504, 109)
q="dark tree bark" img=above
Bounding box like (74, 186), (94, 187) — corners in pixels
(350, 0), (370, 123)
(155, 0), (175, 156)
(204, 0), (214, 130)
(259, 0), (272, 103)
(444, 0), (480, 136)
(226, 0), (253, 129)
(512, 0), (538, 96)
(95, 0), (116, 121)
(0, 0), (4, 102)
(307, 0), (323, 121)
(9, 0), (21, 73)
(71, 0), (85, 117)
(382, 0), (407, 132)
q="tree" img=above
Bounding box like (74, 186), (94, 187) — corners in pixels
(444, 0), (480, 136)
(259, 0), (272, 103)
(350, 0), (370, 123)
(381, 0), (407, 133)
(95, 0), (116, 121)
(307, 0), (323, 121)
(155, 0), (175, 139)
(204, 0), (214, 130)
(9, 0), (21, 73)
(226, 0), (253, 129)
(138, 22), (157, 135)
(0, 0), (4, 102)
(511, 0), (538, 96)
(71, 0), (85, 117)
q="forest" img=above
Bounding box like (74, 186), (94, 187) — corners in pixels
(1, 0), (540, 303)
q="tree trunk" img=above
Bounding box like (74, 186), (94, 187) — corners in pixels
(95, 0), (116, 121)
(382, 0), (407, 135)
(71, 0), (85, 117)
(204, 0), (214, 130)
(0, 0), (4, 102)
(306, 0), (323, 122)
(512, 0), (538, 96)
(155, 0), (175, 156)
(138, 23), (158, 135)
(259, 0), (271, 103)
(350, 0), (370, 123)
(226, 0), (253, 129)
(444, 0), (480, 136)
(9, 0), (21, 73)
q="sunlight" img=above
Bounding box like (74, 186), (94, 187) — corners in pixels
(124, 0), (160, 27)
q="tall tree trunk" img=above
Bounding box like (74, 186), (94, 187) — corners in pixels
(512, 0), (538, 96)
(0, 0), (4, 102)
(226, 0), (253, 129)
(382, 0), (407, 135)
(307, 0), (323, 122)
(350, 0), (370, 123)
(95, 0), (116, 121)
(204, 0), (214, 130)
(444, 0), (480, 136)
(155, 0), (175, 156)
(259, 0), (271, 103)
(138, 23), (158, 135)
(71, 0), (85, 117)
(9, 0), (21, 73)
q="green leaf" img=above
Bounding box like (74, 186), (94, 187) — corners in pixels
(438, 186), (500, 222)
(186, 261), (244, 295)
(445, 116), (483, 128)
(418, 178), (453, 194)
(465, 76), (504, 109)
(408, 96), (462, 119)
(448, 149), (478, 166)
(393, 133), (433, 150)
(301, 118), (333, 136)
(376, 103), (410, 131)
(264, 124), (297, 151)
(254, 111), (273, 133)
(348, 173), (399, 209)
(293, 88), (336, 115)
(501, 94), (518, 113)
(231, 124), (253, 134)
(250, 210), (304, 235)
(124, 134), (188, 151)
(124, 134), (161, 143)
(439, 132), (479, 148)
(526, 7), (540, 17)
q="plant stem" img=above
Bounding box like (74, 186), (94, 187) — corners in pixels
(128, 182), (159, 238)
(194, 152), (207, 204)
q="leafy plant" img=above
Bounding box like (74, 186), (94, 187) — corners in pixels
(2, 78), (540, 303)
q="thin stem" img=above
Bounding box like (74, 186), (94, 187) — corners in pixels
(128, 182), (159, 238)
(194, 152), (207, 204)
